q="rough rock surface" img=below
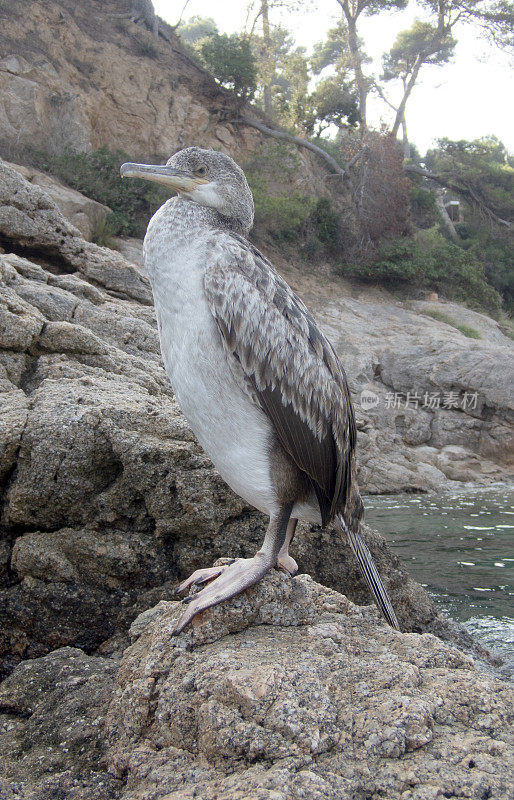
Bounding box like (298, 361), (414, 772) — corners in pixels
(0, 155), (510, 677)
(0, 574), (512, 799)
(0, 0), (327, 202)
(4, 161), (112, 240)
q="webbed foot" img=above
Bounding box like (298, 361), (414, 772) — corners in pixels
(172, 559), (235, 596)
(171, 554), (272, 636)
(276, 553), (298, 576)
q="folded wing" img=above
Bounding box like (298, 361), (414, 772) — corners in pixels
(204, 234), (356, 527)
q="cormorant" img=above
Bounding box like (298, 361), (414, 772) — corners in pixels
(120, 147), (399, 635)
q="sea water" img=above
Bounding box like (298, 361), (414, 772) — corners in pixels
(363, 484), (514, 675)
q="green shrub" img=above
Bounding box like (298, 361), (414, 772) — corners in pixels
(465, 228), (514, 315)
(91, 215), (117, 249)
(455, 323), (482, 339)
(133, 38), (159, 59)
(247, 173), (315, 240)
(199, 33), (257, 100)
(341, 227), (501, 314)
(410, 185), (436, 212)
(310, 198), (341, 254)
(247, 174), (344, 256)
(409, 184), (438, 228)
(27, 146), (172, 237)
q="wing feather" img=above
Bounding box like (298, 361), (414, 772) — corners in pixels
(204, 233), (356, 526)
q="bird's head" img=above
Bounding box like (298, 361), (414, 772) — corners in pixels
(120, 146), (254, 234)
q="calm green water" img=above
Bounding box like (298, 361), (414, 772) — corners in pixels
(363, 485), (514, 673)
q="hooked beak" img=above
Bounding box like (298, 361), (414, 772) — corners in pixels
(119, 162), (209, 192)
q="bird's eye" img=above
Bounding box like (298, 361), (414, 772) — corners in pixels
(195, 166), (207, 177)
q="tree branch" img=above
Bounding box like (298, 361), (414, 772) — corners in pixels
(373, 82), (398, 113)
(239, 115), (351, 177)
(404, 163), (512, 228)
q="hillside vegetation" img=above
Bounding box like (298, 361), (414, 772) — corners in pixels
(175, 7), (513, 317)
(1, 0), (511, 317)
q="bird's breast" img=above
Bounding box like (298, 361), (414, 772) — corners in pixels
(145, 235), (279, 517)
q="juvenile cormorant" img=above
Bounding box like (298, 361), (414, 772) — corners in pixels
(120, 147), (399, 634)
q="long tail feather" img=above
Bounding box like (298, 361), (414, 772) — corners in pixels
(338, 515), (400, 630)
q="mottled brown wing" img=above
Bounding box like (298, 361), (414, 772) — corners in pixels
(204, 233), (356, 526)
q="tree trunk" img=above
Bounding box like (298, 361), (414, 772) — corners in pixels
(401, 112), (410, 159)
(391, 55), (423, 139)
(346, 13), (367, 131)
(261, 0), (272, 117)
(434, 188), (459, 240)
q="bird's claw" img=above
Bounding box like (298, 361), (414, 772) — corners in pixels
(173, 560), (236, 598)
(171, 555), (270, 636)
(276, 553), (298, 576)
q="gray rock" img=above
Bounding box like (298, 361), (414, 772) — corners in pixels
(0, 161), (152, 305)
(103, 574), (511, 799)
(0, 647), (121, 799)
(3, 162), (112, 241)
(1, 577), (511, 799)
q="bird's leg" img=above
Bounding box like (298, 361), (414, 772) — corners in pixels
(276, 517), (298, 575)
(171, 503), (293, 635)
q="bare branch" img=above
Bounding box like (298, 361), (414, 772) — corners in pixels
(404, 163), (512, 228)
(373, 82), (398, 112)
(170, 0), (191, 31)
(239, 115), (350, 177)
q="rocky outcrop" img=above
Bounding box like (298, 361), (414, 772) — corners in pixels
(0, 574), (512, 799)
(0, 1), (328, 201)
(283, 266), (513, 492)
(4, 161), (112, 240)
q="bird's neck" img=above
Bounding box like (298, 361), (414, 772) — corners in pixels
(144, 196), (239, 302)
(156, 196), (247, 238)
(144, 196), (249, 291)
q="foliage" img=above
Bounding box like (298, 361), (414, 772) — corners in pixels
(246, 165), (344, 256)
(426, 137), (514, 221)
(177, 15), (218, 45)
(424, 136), (514, 311)
(340, 227), (502, 313)
(421, 308), (482, 338)
(420, 0), (514, 49)
(461, 225), (514, 313)
(91, 215), (117, 249)
(381, 19), (455, 82)
(409, 183), (438, 228)
(178, 18), (258, 103)
(272, 48), (311, 129)
(247, 173), (315, 240)
(199, 33), (257, 100)
(309, 198), (343, 254)
(29, 146), (172, 238)
(311, 20), (351, 76)
(304, 78), (360, 135)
